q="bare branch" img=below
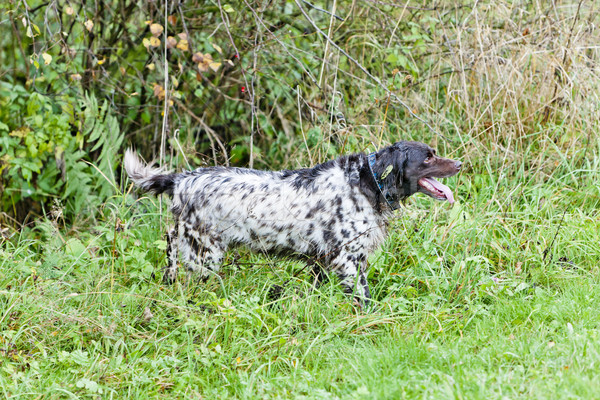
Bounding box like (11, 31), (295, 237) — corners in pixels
(293, 0), (448, 141)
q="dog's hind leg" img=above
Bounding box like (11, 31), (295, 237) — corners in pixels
(310, 261), (329, 287)
(163, 223), (179, 284)
(180, 228), (226, 283)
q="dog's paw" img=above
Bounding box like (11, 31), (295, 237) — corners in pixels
(162, 271), (177, 285)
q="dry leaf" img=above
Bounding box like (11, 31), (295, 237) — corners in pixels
(142, 307), (154, 322)
(150, 23), (164, 37)
(42, 52), (52, 65)
(167, 15), (177, 25)
(515, 261), (522, 275)
(212, 43), (223, 54)
(194, 52), (214, 72)
(65, 6), (74, 15)
(70, 73), (82, 81)
(84, 19), (94, 32)
(166, 36), (177, 49)
(209, 62), (221, 72)
(176, 39), (188, 51)
(177, 32), (188, 40)
(142, 38), (150, 49)
(192, 52), (204, 63)
(153, 84), (165, 100)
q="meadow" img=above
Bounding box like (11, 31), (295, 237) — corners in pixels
(2, 0), (600, 398)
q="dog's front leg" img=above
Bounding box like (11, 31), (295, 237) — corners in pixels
(332, 253), (372, 309)
(356, 267), (371, 309)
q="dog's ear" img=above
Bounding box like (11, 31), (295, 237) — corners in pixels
(376, 143), (407, 203)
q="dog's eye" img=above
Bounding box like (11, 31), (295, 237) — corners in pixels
(424, 156), (433, 164)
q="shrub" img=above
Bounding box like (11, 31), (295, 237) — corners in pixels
(0, 83), (122, 224)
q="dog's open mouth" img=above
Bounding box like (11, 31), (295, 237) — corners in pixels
(418, 177), (455, 204)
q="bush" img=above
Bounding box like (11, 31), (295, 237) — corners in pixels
(0, 83), (122, 224)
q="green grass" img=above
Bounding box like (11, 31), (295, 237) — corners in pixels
(2, 153), (600, 399)
(2, 0), (599, 397)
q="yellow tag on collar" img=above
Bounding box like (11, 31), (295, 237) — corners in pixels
(381, 165), (393, 180)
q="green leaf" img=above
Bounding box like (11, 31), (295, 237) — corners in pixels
(153, 240), (168, 250)
(65, 238), (87, 258)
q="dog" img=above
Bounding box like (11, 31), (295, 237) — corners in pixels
(124, 141), (461, 307)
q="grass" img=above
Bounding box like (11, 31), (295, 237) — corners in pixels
(2, 0), (600, 398)
(2, 147), (600, 399)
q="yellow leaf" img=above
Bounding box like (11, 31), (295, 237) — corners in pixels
(212, 43), (223, 54)
(65, 6), (74, 15)
(150, 23), (164, 37)
(84, 19), (94, 32)
(176, 39), (188, 51)
(177, 32), (188, 40)
(142, 38), (151, 49)
(42, 52), (52, 65)
(209, 62), (221, 72)
(97, 57), (106, 65)
(172, 77), (179, 88)
(9, 127), (30, 138)
(145, 20), (152, 25)
(149, 36), (161, 48)
(146, 63), (155, 71)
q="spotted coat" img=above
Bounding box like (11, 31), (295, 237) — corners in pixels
(124, 141), (462, 307)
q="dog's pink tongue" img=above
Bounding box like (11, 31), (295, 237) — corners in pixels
(423, 177), (455, 204)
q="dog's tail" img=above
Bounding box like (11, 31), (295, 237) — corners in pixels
(124, 149), (177, 196)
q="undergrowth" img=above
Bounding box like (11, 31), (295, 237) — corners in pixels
(2, 0), (600, 398)
(2, 139), (600, 397)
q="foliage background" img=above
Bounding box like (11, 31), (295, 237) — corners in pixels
(2, 0), (597, 225)
(2, 0), (600, 398)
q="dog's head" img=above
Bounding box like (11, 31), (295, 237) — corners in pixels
(368, 141), (462, 208)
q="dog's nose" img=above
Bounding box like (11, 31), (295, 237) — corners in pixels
(455, 161), (462, 170)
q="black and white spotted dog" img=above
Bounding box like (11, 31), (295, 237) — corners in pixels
(124, 141), (461, 307)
